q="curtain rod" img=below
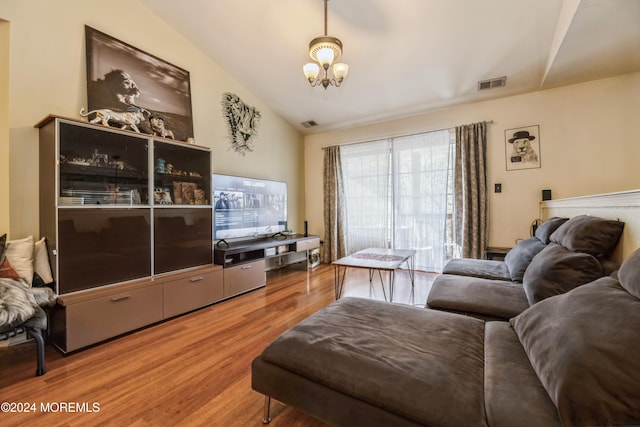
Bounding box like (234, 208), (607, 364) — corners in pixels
(321, 120), (494, 150)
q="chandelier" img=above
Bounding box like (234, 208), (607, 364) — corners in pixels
(303, 0), (349, 89)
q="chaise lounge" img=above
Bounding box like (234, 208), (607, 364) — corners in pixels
(252, 225), (640, 426)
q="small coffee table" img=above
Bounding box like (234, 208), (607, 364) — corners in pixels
(332, 248), (416, 302)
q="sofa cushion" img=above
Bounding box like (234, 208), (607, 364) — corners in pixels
(0, 278), (39, 331)
(511, 276), (640, 426)
(427, 274), (529, 320)
(549, 214), (624, 257)
(483, 322), (560, 427)
(260, 297), (487, 427)
(504, 237), (546, 282)
(442, 258), (510, 281)
(533, 217), (568, 244)
(522, 243), (602, 305)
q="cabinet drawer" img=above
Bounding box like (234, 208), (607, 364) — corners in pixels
(224, 260), (265, 297)
(163, 269), (223, 318)
(64, 284), (163, 352)
(296, 237), (320, 252)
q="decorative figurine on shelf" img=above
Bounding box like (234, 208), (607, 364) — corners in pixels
(91, 148), (109, 167)
(165, 163), (174, 175)
(181, 182), (197, 205)
(149, 115), (175, 139)
(155, 158), (165, 174)
(154, 187), (173, 205)
(194, 189), (206, 205)
(79, 106), (147, 133)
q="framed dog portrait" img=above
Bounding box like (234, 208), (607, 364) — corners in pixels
(85, 26), (194, 141)
(505, 125), (541, 171)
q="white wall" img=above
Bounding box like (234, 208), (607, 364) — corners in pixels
(305, 72), (640, 248)
(0, 0), (305, 238)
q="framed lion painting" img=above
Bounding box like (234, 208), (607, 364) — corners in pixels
(84, 26), (194, 141)
(504, 125), (541, 171)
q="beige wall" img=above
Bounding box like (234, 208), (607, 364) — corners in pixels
(0, 20), (9, 235)
(0, 1), (305, 238)
(304, 72), (640, 248)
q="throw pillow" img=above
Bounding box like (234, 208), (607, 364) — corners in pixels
(34, 237), (54, 285)
(504, 237), (546, 282)
(511, 277), (640, 426)
(549, 215), (624, 257)
(616, 246), (640, 299)
(0, 278), (39, 331)
(0, 233), (6, 262)
(533, 217), (568, 244)
(5, 235), (34, 286)
(522, 243), (602, 305)
(0, 257), (21, 279)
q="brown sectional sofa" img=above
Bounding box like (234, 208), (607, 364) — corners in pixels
(427, 215), (624, 320)
(251, 215), (639, 426)
(253, 245), (640, 426)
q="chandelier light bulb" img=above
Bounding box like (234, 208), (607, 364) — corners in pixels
(303, 63), (320, 81)
(316, 47), (335, 67)
(332, 63), (349, 81)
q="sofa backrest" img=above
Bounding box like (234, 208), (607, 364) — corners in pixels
(520, 215), (625, 305)
(511, 247), (640, 425)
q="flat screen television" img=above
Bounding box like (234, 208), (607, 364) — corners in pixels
(212, 174), (287, 241)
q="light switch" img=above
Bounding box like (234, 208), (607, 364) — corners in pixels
(495, 183), (502, 193)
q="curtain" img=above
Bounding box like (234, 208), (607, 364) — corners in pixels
(322, 146), (347, 263)
(455, 122), (488, 259)
(341, 140), (390, 253)
(393, 130), (453, 271)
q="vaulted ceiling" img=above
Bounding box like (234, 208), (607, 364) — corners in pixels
(141, 0), (640, 134)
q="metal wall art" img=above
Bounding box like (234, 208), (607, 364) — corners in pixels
(221, 92), (261, 156)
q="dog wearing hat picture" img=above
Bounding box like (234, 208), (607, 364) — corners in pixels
(508, 130), (538, 163)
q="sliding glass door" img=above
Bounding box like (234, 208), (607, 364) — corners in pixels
(340, 129), (455, 272)
(393, 130), (455, 272)
(341, 140), (390, 252)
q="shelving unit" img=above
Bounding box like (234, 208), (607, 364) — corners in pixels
(37, 115), (219, 353)
(214, 234), (320, 297)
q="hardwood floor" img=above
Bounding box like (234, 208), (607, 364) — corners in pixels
(0, 263), (435, 426)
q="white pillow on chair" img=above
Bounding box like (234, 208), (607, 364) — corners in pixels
(34, 237), (54, 285)
(5, 236), (34, 287)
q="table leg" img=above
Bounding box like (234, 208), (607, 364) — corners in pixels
(375, 269), (388, 301)
(334, 265), (348, 299)
(406, 254), (416, 305)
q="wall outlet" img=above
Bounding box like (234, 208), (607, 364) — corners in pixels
(494, 183), (502, 193)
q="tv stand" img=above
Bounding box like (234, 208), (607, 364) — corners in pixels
(214, 234), (320, 297)
(215, 239), (230, 248)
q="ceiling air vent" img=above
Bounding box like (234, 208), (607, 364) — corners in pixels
(301, 120), (318, 128)
(478, 76), (507, 91)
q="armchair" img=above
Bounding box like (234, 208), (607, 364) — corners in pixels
(0, 234), (56, 376)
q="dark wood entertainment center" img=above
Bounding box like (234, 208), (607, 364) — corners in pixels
(37, 115), (319, 353)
